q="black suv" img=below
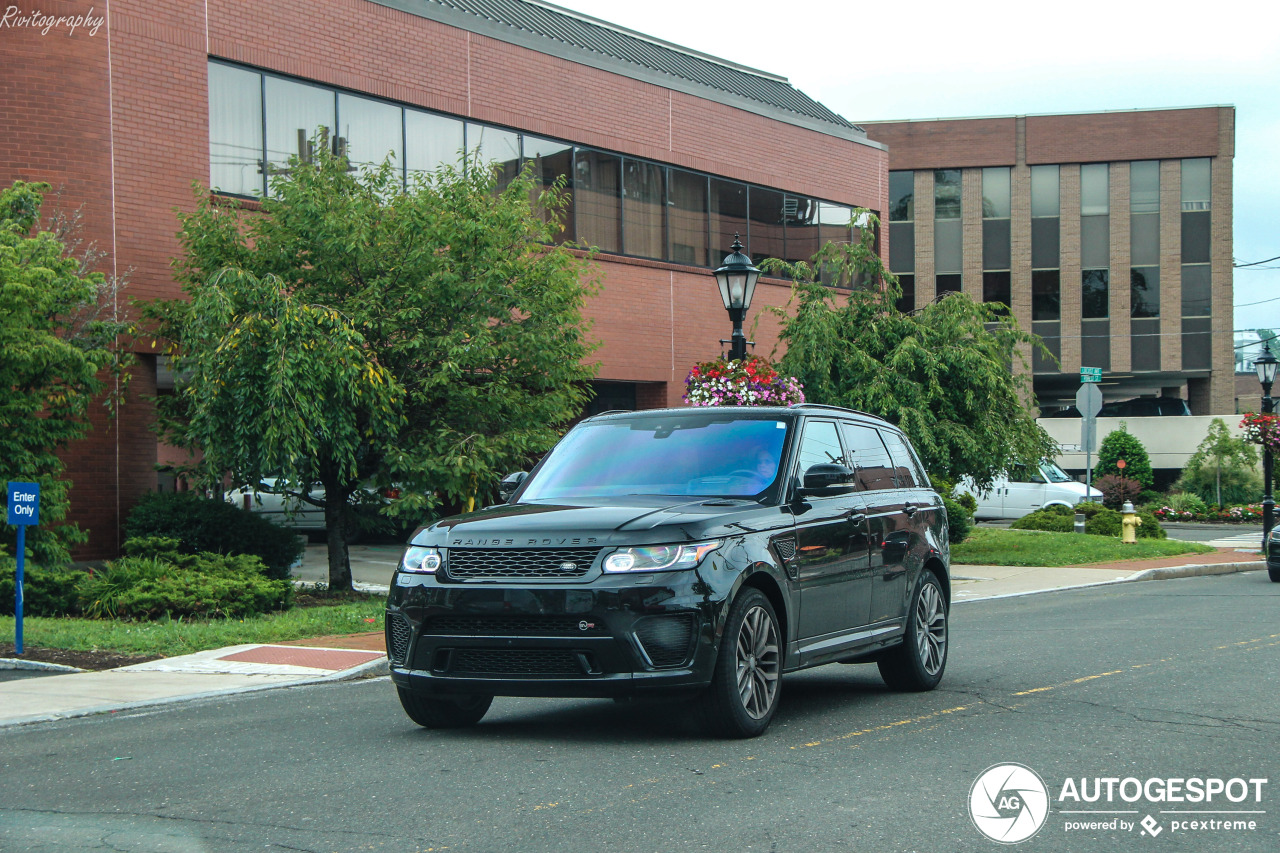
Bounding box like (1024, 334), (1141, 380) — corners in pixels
(386, 405), (950, 737)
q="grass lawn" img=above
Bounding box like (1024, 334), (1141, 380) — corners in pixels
(0, 594), (384, 658)
(951, 527), (1218, 567)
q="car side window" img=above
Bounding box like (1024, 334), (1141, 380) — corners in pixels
(878, 430), (924, 488)
(795, 420), (844, 483)
(840, 422), (897, 491)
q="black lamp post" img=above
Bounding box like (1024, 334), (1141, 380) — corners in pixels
(713, 235), (761, 362)
(1255, 339), (1278, 552)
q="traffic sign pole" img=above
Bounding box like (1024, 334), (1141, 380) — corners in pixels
(14, 525), (23, 655)
(7, 481), (40, 657)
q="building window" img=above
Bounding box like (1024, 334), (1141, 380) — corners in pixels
(934, 169), (961, 292)
(523, 135), (575, 242)
(888, 171), (914, 307)
(710, 179), (748, 261)
(1080, 163), (1109, 320)
(575, 149), (621, 254)
(1181, 158), (1212, 369)
(264, 75), (335, 181)
(889, 171), (914, 222)
(466, 123), (521, 192)
(1082, 269), (1109, 319)
(668, 168), (709, 266)
(338, 93), (402, 174)
(982, 167), (1011, 312)
(405, 109), (464, 176)
(208, 62), (264, 197)
(622, 159), (666, 260)
(1130, 160), (1160, 325)
(748, 187), (785, 265)
(1130, 267), (1160, 319)
(784, 195), (820, 264)
(1030, 165), (1060, 323)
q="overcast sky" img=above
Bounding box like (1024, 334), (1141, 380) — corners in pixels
(552, 0), (1280, 337)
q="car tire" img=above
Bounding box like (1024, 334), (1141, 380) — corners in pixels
(396, 687), (492, 728)
(1269, 565), (1280, 583)
(695, 587), (782, 739)
(878, 571), (948, 692)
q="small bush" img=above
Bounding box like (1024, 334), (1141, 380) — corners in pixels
(1095, 427), (1155, 487)
(1011, 507), (1075, 533)
(77, 552), (292, 620)
(0, 557), (82, 617)
(1167, 493), (1208, 515)
(1012, 501), (1165, 539)
(1094, 474), (1143, 509)
(941, 495), (972, 544)
(124, 491), (303, 579)
(1137, 490), (1163, 507)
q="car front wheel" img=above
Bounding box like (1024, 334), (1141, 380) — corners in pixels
(878, 571), (948, 691)
(396, 687), (492, 728)
(696, 587), (782, 738)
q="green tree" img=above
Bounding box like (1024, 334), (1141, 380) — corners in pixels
(153, 142), (598, 589)
(1093, 425), (1154, 488)
(1175, 418), (1259, 508)
(763, 211), (1055, 490)
(0, 181), (127, 564)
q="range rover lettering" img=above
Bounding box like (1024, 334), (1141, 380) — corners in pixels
(386, 405), (950, 738)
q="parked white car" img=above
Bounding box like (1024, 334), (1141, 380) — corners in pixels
(955, 461), (1103, 520)
(224, 478), (404, 542)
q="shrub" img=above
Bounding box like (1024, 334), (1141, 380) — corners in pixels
(941, 495), (972, 544)
(1137, 490), (1163, 507)
(0, 557), (82, 617)
(1167, 493), (1208, 516)
(1094, 474), (1143, 509)
(1175, 419), (1261, 508)
(77, 552), (292, 620)
(1011, 507), (1074, 533)
(1094, 427), (1154, 487)
(1012, 501), (1165, 539)
(124, 491), (303, 579)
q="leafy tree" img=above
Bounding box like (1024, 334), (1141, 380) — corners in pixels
(1175, 418), (1259, 508)
(0, 181), (127, 565)
(151, 142), (598, 589)
(763, 211), (1055, 490)
(1093, 425), (1154, 488)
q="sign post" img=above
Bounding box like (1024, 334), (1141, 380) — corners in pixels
(7, 482), (40, 656)
(1076, 383), (1104, 498)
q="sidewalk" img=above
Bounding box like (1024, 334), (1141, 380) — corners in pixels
(0, 547), (1264, 729)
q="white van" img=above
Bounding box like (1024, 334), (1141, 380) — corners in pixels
(955, 461), (1104, 520)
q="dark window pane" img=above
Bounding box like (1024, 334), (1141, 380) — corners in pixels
(1033, 321), (1061, 373)
(1031, 217), (1060, 269)
(1081, 214), (1109, 269)
(1082, 269), (1109, 319)
(1081, 319), (1110, 370)
(1131, 317), (1161, 371)
(1131, 212), (1159, 266)
(1033, 269), (1060, 321)
(784, 195), (820, 264)
(889, 222), (914, 273)
(338, 93), (402, 173)
(879, 430), (920, 488)
(466, 123), (520, 192)
(889, 171), (914, 221)
(523, 136), (575, 242)
(585, 381), (637, 417)
(796, 421), (844, 478)
(1181, 211), (1210, 263)
(1130, 267), (1160, 318)
(934, 169), (961, 219)
(264, 75), (335, 178)
(1031, 165), (1059, 217)
(1182, 317), (1212, 369)
(405, 109), (464, 174)
(668, 168), (708, 265)
(622, 159), (666, 260)
(896, 274), (915, 313)
(574, 149), (620, 253)
(747, 187), (785, 265)
(710, 179), (748, 263)
(935, 219), (962, 273)
(1131, 161), (1159, 214)
(983, 218), (1011, 270)
(982, 167), (1010, 218)
(1182, 264), (1211, 316)
(936, 274), (962, 297)
(983, 271), (1011, 311)
(209, 62), (263, 196)
(839, 424), (896, 491)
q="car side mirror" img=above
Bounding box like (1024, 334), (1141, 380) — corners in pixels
(497, 471), (528, 502)
(798, 463), (857, 497)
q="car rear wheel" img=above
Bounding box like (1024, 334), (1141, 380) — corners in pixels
(1269, 565), (1280, 583)
(696, 587), (781, 738)
(396, 687), (492, 728)
(878, 571), (948, 691)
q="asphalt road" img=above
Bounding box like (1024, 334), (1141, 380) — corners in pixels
(979, 520), (1262, 543)
(2, 572), (1277, 853)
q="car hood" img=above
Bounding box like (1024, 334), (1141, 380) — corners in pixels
(412, 496), (787, 548)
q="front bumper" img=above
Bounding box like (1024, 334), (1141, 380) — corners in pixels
(385, 570), (728, 698)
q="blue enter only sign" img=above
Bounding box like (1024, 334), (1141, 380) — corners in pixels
(7, 482), (40, 526)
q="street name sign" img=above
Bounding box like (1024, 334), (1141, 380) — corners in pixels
(1080, 367), (1102, 383)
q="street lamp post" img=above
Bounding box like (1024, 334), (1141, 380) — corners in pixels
(713, 235), (761, 362)
(1255, 340), (1278, 552)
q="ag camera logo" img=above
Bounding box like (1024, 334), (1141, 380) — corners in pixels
(970, 763), (1051, 844)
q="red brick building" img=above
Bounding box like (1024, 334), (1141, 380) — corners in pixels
(1, 0), (887, 556)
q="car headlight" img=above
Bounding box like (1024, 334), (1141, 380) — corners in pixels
(603, 540), (721, 573)
(400, 546), (441, 573)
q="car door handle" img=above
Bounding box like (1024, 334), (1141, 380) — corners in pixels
(903, 503), (918, 517)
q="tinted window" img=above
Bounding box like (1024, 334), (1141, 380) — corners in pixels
(879, 430), (924, 487)
(840, 423), (896, 491)
(795, 421), (844, 484)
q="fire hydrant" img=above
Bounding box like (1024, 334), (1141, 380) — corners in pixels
(1121, 501), (1142, 544)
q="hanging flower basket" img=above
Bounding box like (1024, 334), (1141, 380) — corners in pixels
(683, 355), (805, 407)
(1240, 412), (1280, 454)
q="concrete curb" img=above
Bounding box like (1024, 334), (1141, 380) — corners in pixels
(0, 658), (84, 673)
(954, 560), (1266, 604)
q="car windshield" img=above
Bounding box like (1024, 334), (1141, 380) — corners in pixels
(1040, 461), (1073, 483)
(520, 414), (790, 500)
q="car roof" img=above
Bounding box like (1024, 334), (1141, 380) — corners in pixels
(581, 404), (892, 427)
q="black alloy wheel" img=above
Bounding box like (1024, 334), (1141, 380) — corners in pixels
(878, 571), (948, 691)
(697, 587), (782, 738)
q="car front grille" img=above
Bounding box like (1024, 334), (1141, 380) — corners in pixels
(634, 613), (696, 668)
(444, 547), (600, 580)
(424, 614), (605, 637)
(443, 648), (594, 677)
(385, 613), (412, 664)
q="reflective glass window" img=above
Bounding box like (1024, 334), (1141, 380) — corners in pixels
(840, 423), (896, 491)
(1032, 270), (1060, 321)
(1081, 163), (1109, 215)
(1130, 267), (1160, 318)
(466, 123), (520, 192)
(1181, 158), (1211, 209)
(982, 167), (1011, 219)
(574, 149), (620, 253)
(1081, 319), (1110, 370)
(1081, 214), (1110, 269)
(983, 271), (1011, 311)
(818, 202), (853, 247)
(889, 222), (915, 273)
(1181, 265), (1211, 316)
(1131, 317), (1161, 371)
(1130, 160), (1160, 214)
(337, 93), (402, 173)
(1033, 321), (1061, 372)
(523, 135), (575, 242)
(264, 75), (335, 178)
(1082, 269), (1109, 319)
(879, 429), (923, 488)
(747, 187), (785, 265)
(935, 219), (962, 273)
(710, 179), (748, 263)
(785, 195), (820, 263)
(622, 159), (666, 260)
(1030, 165), (1060, 217)
(1182, 318), (1212, 369)
(896, 274), (915, 314)
(1181, 211), (1210, 263)
(1031, 217), (1060, 269)
(934, 169), (961, 219)
(889, 171), (914, 221)
(1131, 212), (1160, 267)
(405, 109), (464, 175)
(983, 219), (1011, 270)
(208, 62), (263, 196)
(668, 168), (708, 266)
